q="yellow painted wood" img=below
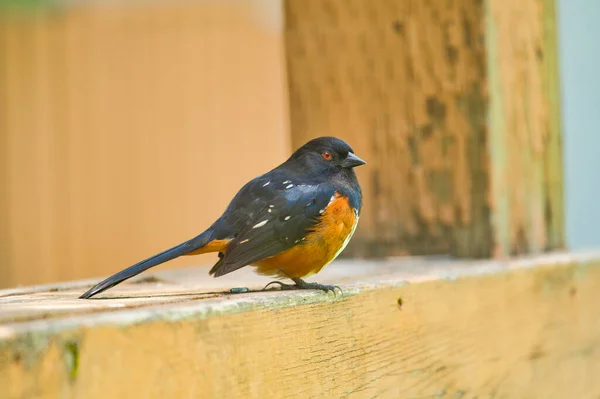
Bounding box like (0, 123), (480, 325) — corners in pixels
(1, 253), (599, 398)
(0, 0), (289, 289)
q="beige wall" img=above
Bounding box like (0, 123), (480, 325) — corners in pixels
(0, 0), (289, 288)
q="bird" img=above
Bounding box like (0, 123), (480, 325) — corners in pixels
(79, 136), (365, 299)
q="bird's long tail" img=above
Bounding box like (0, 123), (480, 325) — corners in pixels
(79, 229), (215, 299)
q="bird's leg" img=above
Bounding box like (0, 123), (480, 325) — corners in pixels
(262, 277), (341, 294)
(262, 269), (298, 291)
(262, 280), (297, 291)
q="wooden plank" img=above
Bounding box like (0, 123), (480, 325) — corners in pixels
(540, 0), (565, 251)
(1, 252), (599, 398)
(284, 0), (564, 258)
(485, 0), (565, 258)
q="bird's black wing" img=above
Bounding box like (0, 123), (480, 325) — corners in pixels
(211, 180), (335, 277)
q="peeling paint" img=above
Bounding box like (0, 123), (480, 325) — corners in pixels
(64, 340), (79, 382)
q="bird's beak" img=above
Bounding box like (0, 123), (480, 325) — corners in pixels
(341, 152), (366, 168)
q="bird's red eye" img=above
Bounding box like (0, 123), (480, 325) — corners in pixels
(322, 152), (332, 160)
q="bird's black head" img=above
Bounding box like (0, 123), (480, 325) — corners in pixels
(286, 136), (366, 177)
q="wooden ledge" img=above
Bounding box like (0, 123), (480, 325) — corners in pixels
(2, 251), (600, 398)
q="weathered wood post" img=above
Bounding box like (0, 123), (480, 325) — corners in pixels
(284, 0), (564, 258)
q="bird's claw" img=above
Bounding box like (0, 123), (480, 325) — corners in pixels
(300, 282), (343, 295)
(262, 279), (342, 295)
(293, 277), (342, 294)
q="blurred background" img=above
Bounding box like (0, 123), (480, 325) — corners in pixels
(0, 0), (597, 289)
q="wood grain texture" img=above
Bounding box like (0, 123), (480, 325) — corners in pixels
(0, 1), (289, 288)
(284, 0), (564, 258)
(1, 253), (599, 398)
(486, 0), (565, 257)
(285, 0), (489, 258)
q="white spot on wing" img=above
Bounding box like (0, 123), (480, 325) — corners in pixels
(282, 180), (291, 184)
(262, 181), (270, 187)
(268, 209), (272, 213)
(317, 194), (338, 215)
(269, 205), (274, 208)
(253, 220), (269, 229)
(240, 239), (250, 244)
(284, 216), (291, 221)
(286, 184), (294, 189)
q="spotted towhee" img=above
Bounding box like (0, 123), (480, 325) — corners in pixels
(80, 137), (365, 299)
